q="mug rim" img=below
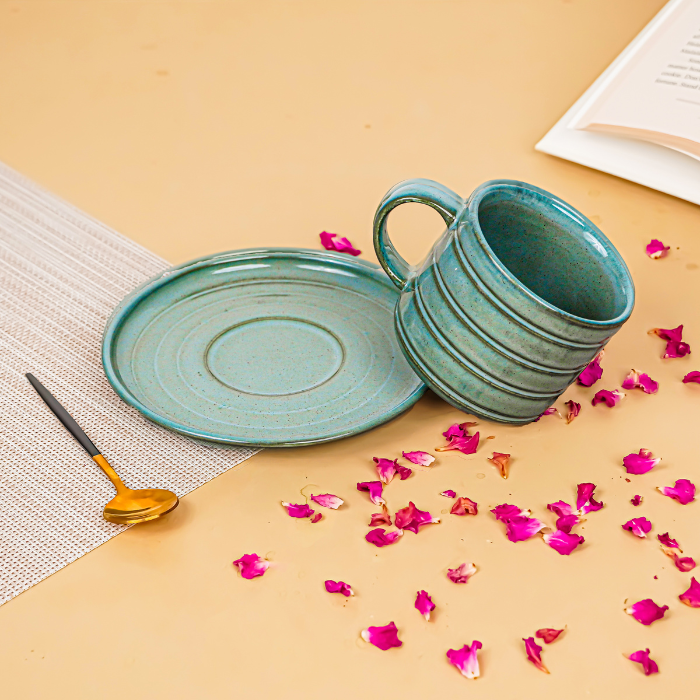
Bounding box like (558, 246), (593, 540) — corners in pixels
(465, 179), (635, 329)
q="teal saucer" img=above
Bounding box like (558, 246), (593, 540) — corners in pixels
(102, 248), (425, 447)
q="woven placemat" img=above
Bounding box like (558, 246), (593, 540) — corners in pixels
(0, 163), (258, 606)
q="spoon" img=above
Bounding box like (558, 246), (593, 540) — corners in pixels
(26, 373), (179, 525)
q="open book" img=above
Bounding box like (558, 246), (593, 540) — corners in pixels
(536, 0), (700, 205)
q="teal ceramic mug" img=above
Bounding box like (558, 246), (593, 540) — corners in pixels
(373, 179), (635, 424)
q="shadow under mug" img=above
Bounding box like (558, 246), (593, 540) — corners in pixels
(373, 178), (635, 424)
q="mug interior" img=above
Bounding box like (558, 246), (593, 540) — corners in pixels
(476, 186), (631, 323)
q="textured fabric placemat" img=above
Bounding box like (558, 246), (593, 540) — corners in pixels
(0, 163), (258, 606)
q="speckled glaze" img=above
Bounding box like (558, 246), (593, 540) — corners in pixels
(374, 179), (635, 424)
(102, 248), (425, 447)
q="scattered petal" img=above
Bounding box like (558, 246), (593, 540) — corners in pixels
(631, 495), (642, 506)
(625, 598), (669, 625)
(623, 517), (652, 538)
(446, 641), (482, 679)
(447, 562), (477, 584)
(310, 493), (344, 509)
(649, 325), (683, 343)
(592, 389), (624, 407)
(506, 515), (546, 542)
(281, 502), (315, 518)
(373, 457), (398, 484)
(534, 407), (562, 422)
(576, 483), (604, 515)
(555, 514), (580, 533)
(325, 580), (354, 596)
(661, 547), (696, 572)
(415, 590), (435, 620)
(436, 432), (480, 455)
(683, 371), (700, 384)
(523, 637), (549, 674)
(565, 400), (581, 424)
(441, 489), (457, 498)
(649, 325), (691, 358)
(621, 369), (659, 394)
(402, 450), (435, 466)
(395, 464), (413, 480)
(311, 512), (322, 523)
(361, 622), (402, 650)
(443, 421), (478, 439)
(679, 577), (700, 607)
(657, 479), (696, 505)
(369, 506), (392, 527)
(320, 231), (361, 256)
(547, 500), (574, 518)
(394, 502), (440, 533)
(536, 628), (565, 644)
(451, 496), (478, 516)
(543, 530), (585, 554)
(232, 553), (269, 579)
(488, 452), (511, 479)
(577, 351), (604, 387)
(658, 533), (680, 549)
(491, 503), (530, 522)
(623, 449), (661, 475)
(365, 528), (403, 547)
(646, 239), (670, 259)
(627, 648), (659, 676)
(546, 500), (579, 532)
(357, 481), (385, 506)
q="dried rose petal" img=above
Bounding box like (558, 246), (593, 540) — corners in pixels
(657, 479), (696, 505)
(311, 512), (322, 523)
(488, 452), (511, 479)
(506, 515), (546, 543)
(592, 389), (624, 407)
(451, 496), (478, 516)
(523, 637), (549, 674)
(543, 530), (585, 555)
(547, 500), (573, 518)
(658, 533), (680, 549)
(310, 493), (344, 509)
(577, 351), (604, 387)
(357, 481), (385, 506)
(361, 622), (402, 650)
(436, 432), (480, 455)
(679, 577), (700, 607)
(627, 648), (659, 676)
(446, 641), (482, 679)
(565, 400), (581, 424)
(576, 483), (604, 515)
(649, 325), (683, 343)
(621, 369), (659, 394)
(320, 231), (361, 256)
(415, 590), (435, 620)
(622, 517), (652, 538)
(625, 598), (669, 625)
(646, 239), (670, 259)
(649, 325), (691, 358)
(394, 502), (440, 534)
(536, 628), (564, 644)
(623, 448), (660, 475)
(534, 406), (561, 421)
(631, 495), (642, 506)
(325, 579), (354, 596)
(683, 371), (700, 384)
(365, 528), (403, 547)
(441, 490), (457, 498)
(395, 464), (413, 480)
(402, 450), (435, 466)
(373, 457), (398, 484)
(232, 553), (269, 579)
(281, 502), (315, 518)
(447, 562), (477, 584)
(369, 506), (392, 527)
(555, 514), (580, 533)
(546, 500), (579, 533)
(491, 503), (530, 522)
(661, 547), (696, 572)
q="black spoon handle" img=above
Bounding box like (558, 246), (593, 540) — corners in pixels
(25, 373), (100, 457)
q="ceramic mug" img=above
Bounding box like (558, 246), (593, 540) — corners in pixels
(373, 178), (635, 424)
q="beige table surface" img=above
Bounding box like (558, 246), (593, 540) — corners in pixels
(2, 1), (700, 698)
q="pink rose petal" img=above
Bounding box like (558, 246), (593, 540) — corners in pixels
(592, 389), (624, 407)
(311, 512), (322, 523)
(443, 421), (478, 439)
(627, 648), (659, 676)
(361, 622), (402, 650)
(621, 369), (659, 394)
(281, 502), (315, 518)
(631, 495), (642, 506)
(447, 562), (477, 584)
(395, 464), (413, 480)
(373, 457), (398, 484)
(625, 598), (669, 625)
(536, 628), (564, 644)
(577, 351), (604, 387)
(394, 502), (440, 534)
(365, 528), (403, 547)
(446, 641), (482, 679)
(649, 325), (691, 358)
(623, 517), (652, 538)
(523, 637), (549, 674)
(488, 452), (511, 479)
(357, 481), (385, 506)
(325, 579), (354, 596)
(506, 515), (546, 543)
(491, 503), (530, 522)
(663, 548), (696, 572)
(543, 530), (585, 555)
(657, 478), (696, 505)
(565, 400), (581, 424)
(436, 432), (480, 455)
(310, 493), (344, 509)
(576, 483), (604, 515)
(623, 448), (660, 475)
(555, 514), (580, 533)
(402, 450), (435, 466)
(679, 577), (700, 607)
(415, 590), (435, 620)
(658, 533), (680, 549)
(369, 506), (392, 527)
(232, 553), (269, 579)
(683, 371), (700, 384)
(319, 231), (361, 256)
(534, 406), (562, 422)
(649, 325), (683, 343)
(547, 500), (573, 518)
(546, 501), (579, 533)
(646, 239), (670, 259)
(450, 496), (478, 516)
(441, 489), (457, 498)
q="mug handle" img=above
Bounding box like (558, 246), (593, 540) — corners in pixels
(373, 178), (464, 289)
